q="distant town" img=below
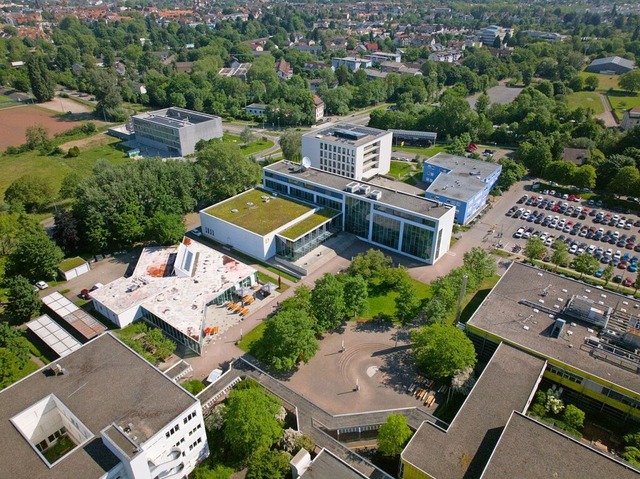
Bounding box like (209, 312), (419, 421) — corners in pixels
(0, 1), (640, 479)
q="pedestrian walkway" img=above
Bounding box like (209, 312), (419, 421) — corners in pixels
(200, 356), (444, 479)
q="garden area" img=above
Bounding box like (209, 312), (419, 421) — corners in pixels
(220, 132), (274, 157)
(115, 322), (176, 365)
(565, 91), (604, 114)
(192, 378), (314, 479)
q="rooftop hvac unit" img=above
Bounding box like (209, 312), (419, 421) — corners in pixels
(369, 190), (382, 200)
(550, 318), (566, 339)
(360, 185), (371, 195)
(345, 181), (361, 193)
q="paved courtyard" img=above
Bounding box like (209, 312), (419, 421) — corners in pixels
(283, 322), (424, 415)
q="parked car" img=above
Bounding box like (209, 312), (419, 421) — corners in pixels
(35, 281), (49, 290)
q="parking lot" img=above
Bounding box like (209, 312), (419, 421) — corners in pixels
(500, 189), (640, 288)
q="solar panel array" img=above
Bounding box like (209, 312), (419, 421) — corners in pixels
(27, 315), (82, 357)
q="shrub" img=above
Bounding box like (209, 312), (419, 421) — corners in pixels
(182, 379), (205, 395)
(67, 146), (80, 157)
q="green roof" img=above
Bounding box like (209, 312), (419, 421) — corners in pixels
(58, 256), (87, 272)
(279, 208), (340, 240)
(204, 189), (315, 235)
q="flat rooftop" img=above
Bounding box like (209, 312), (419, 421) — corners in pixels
(90, 239), (256, 341)
(203, 188), (316, 235)
(466, 262), (640, 395)
(481, 412), (640, 478)
(266, 161), (452, 219)
(402, 343), (545, 479)
(300, 449), (368, 479)
(424, 152), (501, 202)
(0, 333), (196, 479)
(279, 208), (339, 240)
(133, 107), (219, 128)
(305, 123), (389, 147)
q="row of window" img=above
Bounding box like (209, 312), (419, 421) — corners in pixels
(321, 142), (355, 156)
(189, 424), (202, 436)
(183, 411), (197, 425)
(320, 150), (355, 164)
(188, 437), (203, 451)
(166, 423), (180, 438)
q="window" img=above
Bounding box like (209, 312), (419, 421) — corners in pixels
(165, 424), (180, 438)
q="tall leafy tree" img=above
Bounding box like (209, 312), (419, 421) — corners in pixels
(342, 274), (369, 318)
(257, 309), (318, 372)
(196, 143), (261, 203)
(53, 210), (80, 254)
(395, 278), (419, 324)
(6, 230), (64, 282)
(377, 414), (413, 457)
(524, 237), (547, 261)
(26, 54), (54, 102)
(4, 275), (41, 324)
(311, 273), (345, 333)
(4, 175), (54, 213)
(551, 242), (570, 271)
(571, 254), (600, 279)
(618, 70), (640, 93)
(145, 212), (185, 246)
(279, 130), (302, 162)
(222, 386), (283, 462)
(411, 323), (477, 380)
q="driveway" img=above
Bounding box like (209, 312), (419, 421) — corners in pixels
(594, 93), (618, 128)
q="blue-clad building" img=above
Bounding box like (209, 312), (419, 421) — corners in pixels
(422, 152), (502, 224)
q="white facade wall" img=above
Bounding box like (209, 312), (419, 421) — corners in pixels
(60, 262), (90, 281)
(92, 300), (143, 329)
(302, 130), (392, 181)
(200, 202), (322, 261)
(434, 207), (455, 261)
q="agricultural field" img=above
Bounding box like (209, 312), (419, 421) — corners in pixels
(0, 105), (85, 150)
(607, 91), (640, 117)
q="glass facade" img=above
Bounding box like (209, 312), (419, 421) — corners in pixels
(141, 309), (202, 355)
(371, 214), (401, 250)
(264, 179), (288, 195)
(133, 118), (182, 151)
(345, 197), (370, 238)
(401, 223), (434, 261)
(276, 216), (341, 261)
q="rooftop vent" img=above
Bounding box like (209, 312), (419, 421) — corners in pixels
(369, 190), (382, 200)
(50, 363), (67, 376)
(345, 181), (361, 193)
(360, 185), (371, 195)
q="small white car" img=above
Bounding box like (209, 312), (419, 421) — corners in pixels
(35, 281), (49, 290)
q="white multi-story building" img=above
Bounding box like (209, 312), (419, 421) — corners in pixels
(331, 56), (372, 71)
(302, 124), (392, 181)
(0, 333), (209, 479)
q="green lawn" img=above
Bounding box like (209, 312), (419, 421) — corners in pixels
(388, 160), (415, 180)
(577, 71), (621, 91)
(222, 134), (274, 156)
(363, 279), (432, 321)
(606, 91), (640, 117)
(238, 322), (266, 352)
(0, 135), (129, 196)
(565, 92), (604, 114)
(257, 271), (290, 293)
(0, 95), (11, 102)
(393, 145), (446, 158)
(279, 208), (338, 240)
(204, 188), (315, 235)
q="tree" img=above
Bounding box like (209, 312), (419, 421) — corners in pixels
(279, 130), (302, 162)
(191, 465), (235, 479)
(551, 242), (570, 271)
(607, 166), (640, 197)
(524, 237), (547, 261)
(246, 449), (291, 479)
(222, 386), (283, 462)
(24, 125), (50, 150)
(572, 165), (596, 190)
(311, 273), (345, 333)
(618, 70), (640, 93)
(475, 93), (490, 114)
(563, 404), (585, 431)
(463, 247), (496, 285)
(53, 210), (80, 254)
(257, 309), (318, 371)
(421, 298), (449, 324)
(623, 432), (640, 466)
(584, 75), (599, 91)
(377, 414), (413, 457)
(411, 323), (477, 380)
(348, 249), (392, 287)
(196, 142), (261, 203)
(602, 263), (615, 286)
(5, 230), (64, 282)
(4, 175), (54, 212)
(145, 212), (185, 246)
(0, 348), (23, 389)
(59, 172), (83, 199)
(26, 54), (54, 102)
(342, 274), (369, 318)
(395, 278), (419, 324)
(4, 275), (41, 323)
(571, 254), (600, 279)
(240, 126), (255, 145)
